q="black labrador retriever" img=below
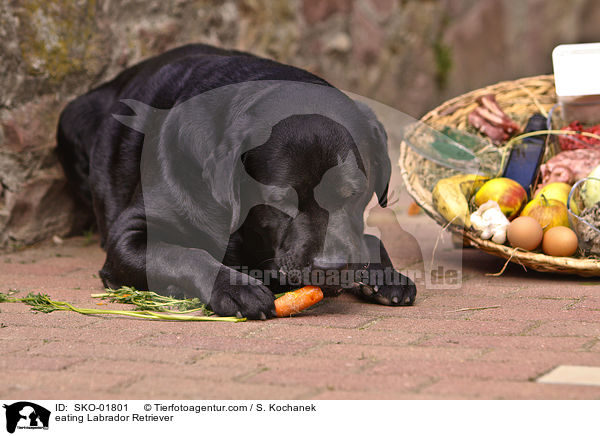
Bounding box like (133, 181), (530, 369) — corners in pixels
(56, 44), (416, 319)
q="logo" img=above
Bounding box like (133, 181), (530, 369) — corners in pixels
(3, 402), (50, 434)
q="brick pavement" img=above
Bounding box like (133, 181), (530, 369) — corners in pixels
(2, 207), (600, 400)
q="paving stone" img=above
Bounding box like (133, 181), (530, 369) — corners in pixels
(2, 390), (128, 400)
(0, 324), (151, 345)
(480, 349), (600, 367)
(253, 324), (422, 346)
(198, 351), (364, 373)
(419, 295), (573, 311)
(420, 334), (589, 352)
(524, 320), (600, 337)
(467, 307), (600, 322)
(370, 317), (532, 335)
(0, 370), (137, 398)
(121, 376), (314, 399)
(26, 341), (205, 364)
(537, 365), (600, 387)
(422, 378), (600, 399)
(0, 354), (83, 371)
(369, 359), (554, 382)
(573, 297), (600, 310)
(69, 358), (256, 383)
(0, 338), (45, 354)
(309, 390), (467, 399)
(0, 311), (99, 328)
(246, 366), (431, 392)
(507, 284), (600, 299)
(306, 343), (483, 362)
(3, 234), (600, 399)
(138, 334), (311, 355)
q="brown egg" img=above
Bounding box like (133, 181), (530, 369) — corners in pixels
(542, 226), (578, 257)
(507, 216), (543, 251)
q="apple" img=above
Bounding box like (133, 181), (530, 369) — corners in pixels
(520, 195), (570, 232)
(474, 178), (527, 220)
(581, 166), (600, 209)
(535, 182), (578, 215)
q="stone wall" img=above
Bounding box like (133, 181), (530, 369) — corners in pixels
(1, 0), (599, 249)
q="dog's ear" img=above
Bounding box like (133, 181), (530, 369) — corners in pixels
(353, 100), (391, 208)
(112, 99), (165, 134)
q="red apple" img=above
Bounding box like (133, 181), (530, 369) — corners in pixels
(474, 178), (527, 220)
(520, 195), (570, 233)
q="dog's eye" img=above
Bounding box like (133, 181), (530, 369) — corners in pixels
(339, 186), (359, 200)
(338, 185), (352, 199)
(262, 186), (299, 217)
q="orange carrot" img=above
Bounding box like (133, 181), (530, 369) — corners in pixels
(275, 286), (323, 317)
(408, 201), (422, 216)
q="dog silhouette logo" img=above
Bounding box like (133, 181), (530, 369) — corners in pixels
(3, 402), (50, 433)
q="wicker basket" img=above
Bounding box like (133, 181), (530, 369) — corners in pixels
(399, 74), (600, 277)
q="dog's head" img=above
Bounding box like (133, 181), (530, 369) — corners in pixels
(117, 81), (391, 291)
(239, 107), (390, 287)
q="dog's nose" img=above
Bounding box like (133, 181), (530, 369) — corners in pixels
(312, 258), (347, 271)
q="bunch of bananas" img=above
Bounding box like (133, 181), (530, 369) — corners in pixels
(432, 174), (488, 228)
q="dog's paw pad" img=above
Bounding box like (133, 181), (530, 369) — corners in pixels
(210, 282), (275, 320)
(358, 280), (416, 307)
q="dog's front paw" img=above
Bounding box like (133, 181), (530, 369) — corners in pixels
(356, 275), (417, 306)
(209, 271), (276, 319)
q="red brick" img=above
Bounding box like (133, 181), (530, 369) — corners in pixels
(199, 351), (363, 373)
(0, 370), (136, 398)
(253, 324), (422, 346)
(573, 297), (600, 310)
(371, 317), (531, 335)
(124, 318), (265, 337)
(26, 341), (204, 363)
(527, 320), (600, 337)
(121, 376), (313, 399)
(5, 233), (600, 399)
(480, 348), (600, 367)
(466, 276), (558, 291)
(2, 274), (102, 292)
(420, 294), (573, 310)
(468, 307), (600, 322)
(310, 390), (465, 399)
(139, 334), (310, 355)
(370, 359), (554, 382)
(437, 284), (521, 298)
(0, 302), (34, 314)
(0, 324), (147, 345)
(0, 311), (98, 328)
(0, 354), (83, 371)
(70, 358), (255, 383)
(420, 334), (589, 352)
(422, 378), (600, 399)
(5, 389), (127, 400)
(306, 343), (483, 362)
(246, 367), (430, 392)
(0, 257), (90, 277)
(508, 285), (600, 299)
(0, 338), (45, 354)
(240, 311), (377, 329)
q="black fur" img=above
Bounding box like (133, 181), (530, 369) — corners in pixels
(56, 44), (416, 319)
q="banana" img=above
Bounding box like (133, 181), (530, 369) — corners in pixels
(432, 174), (488, 228)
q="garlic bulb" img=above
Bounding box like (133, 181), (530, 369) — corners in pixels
(470, 200), (510, 244)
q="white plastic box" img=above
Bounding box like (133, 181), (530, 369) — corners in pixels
(553, 42), (600, 124)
